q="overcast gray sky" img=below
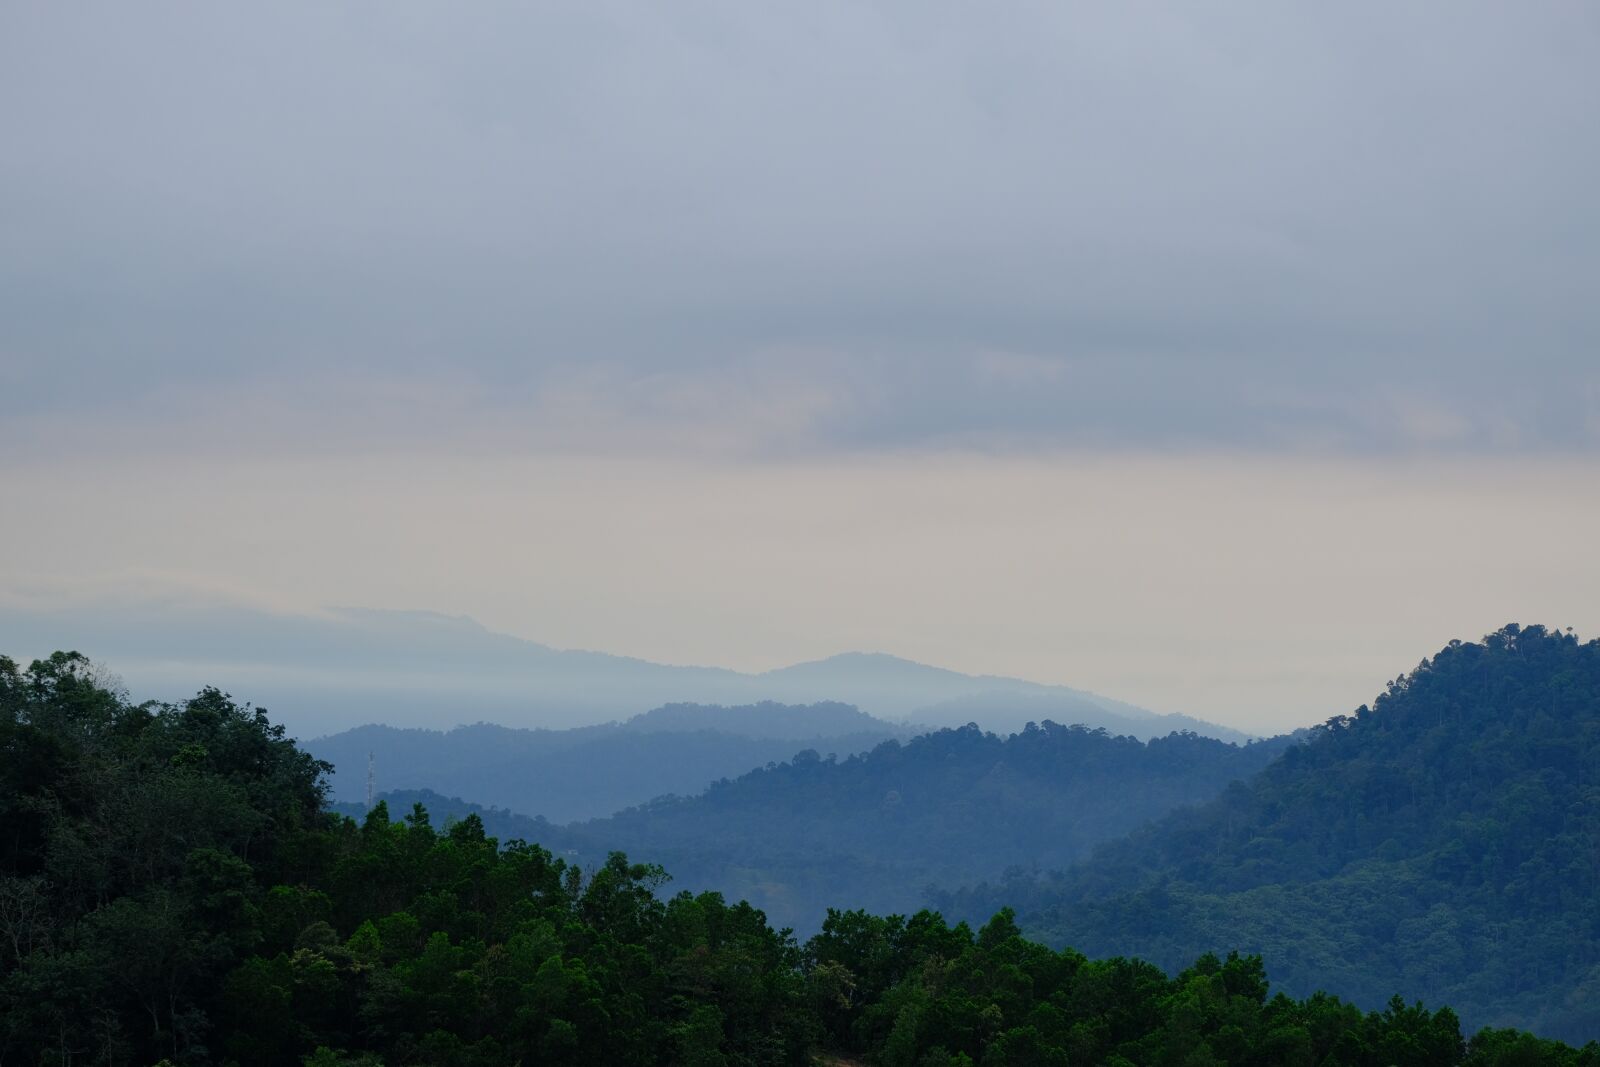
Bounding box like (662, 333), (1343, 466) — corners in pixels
(3, 2), (1598, 732)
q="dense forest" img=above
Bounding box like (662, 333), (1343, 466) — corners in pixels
(936, 625), (1600, 1042)
(326, 788), (587, 858)
(310, 702), (901, 823)
(3, 649), (1596, 1065)
(558, 723), (1291, 933)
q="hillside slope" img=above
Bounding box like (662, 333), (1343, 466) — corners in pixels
(946, 625), (1599, 1042)
(564, 722), (1291, 934)
(309, 702), (901, 822)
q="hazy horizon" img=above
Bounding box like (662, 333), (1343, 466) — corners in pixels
(4, 3), (1598, 735)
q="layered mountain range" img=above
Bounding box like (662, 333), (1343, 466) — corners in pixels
(0, 600), (1247, 740)
(309, 701), (906, 822)
(9, 649), (1589, 1065)
(326, 624), (1600, 1042)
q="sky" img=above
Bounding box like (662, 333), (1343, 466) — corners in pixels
(3, 2), (1598, 734)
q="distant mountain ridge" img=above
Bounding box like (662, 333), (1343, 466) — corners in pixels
(0, 600), (1248, 740)
(907, 689), (1249, 741)
(556, 721), (1292, 934)
(308, 701), (907, 822)
(623, 699), (889, 739)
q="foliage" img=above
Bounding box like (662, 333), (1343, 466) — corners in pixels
(938, 625), (1600, 1042)
(563, 721), (1290, 934)
(802, 905), (1600, 1067)
(0, 652), (813, 1066)
(3, 642), (1596, 1064)
(326, 788), (586, 857)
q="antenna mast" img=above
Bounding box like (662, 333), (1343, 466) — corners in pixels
(366, 751), (375, 810)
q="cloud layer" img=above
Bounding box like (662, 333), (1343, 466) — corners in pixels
(4, 2), (1598, 458)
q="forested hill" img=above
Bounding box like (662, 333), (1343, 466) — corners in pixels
(940, 625), (1600, 1042)
(562, 722), (1293, 934)
(308, 701), (902, 822)
(4, 650), (1598, 1065)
